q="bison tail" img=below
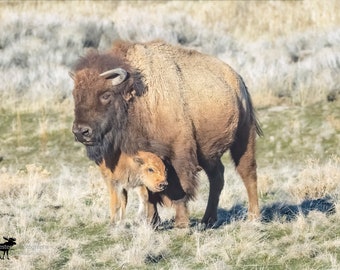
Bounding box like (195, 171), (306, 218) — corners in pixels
(241, 77), (264, 138)
(255, 117), (264, 137)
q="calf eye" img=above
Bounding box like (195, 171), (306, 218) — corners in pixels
(147, 168), (154, 173)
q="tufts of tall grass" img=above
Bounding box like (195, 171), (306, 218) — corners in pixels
(0, 102), (339, 269)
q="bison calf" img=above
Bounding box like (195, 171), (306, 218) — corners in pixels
(99, 151), (167, 225)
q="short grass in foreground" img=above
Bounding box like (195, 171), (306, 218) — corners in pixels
(0, 101), (339, 269)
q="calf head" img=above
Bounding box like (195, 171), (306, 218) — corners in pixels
(133, 152), (168, 193)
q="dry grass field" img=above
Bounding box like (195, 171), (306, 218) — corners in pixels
(0, 1), (339, 269)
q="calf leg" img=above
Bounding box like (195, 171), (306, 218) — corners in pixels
(119, 188), (128, 221)
(136, 185), (148, 219)
(201, 159), (225, 226)
(99, 162), (121, 224)
(230, 125), (260, 220)
(106, 180), (121, 224)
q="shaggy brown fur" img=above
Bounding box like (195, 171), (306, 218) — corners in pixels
(71, 40), (262, 227)
(99, 151), (167, 224)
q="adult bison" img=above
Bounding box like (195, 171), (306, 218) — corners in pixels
(71, 40), (262, 228)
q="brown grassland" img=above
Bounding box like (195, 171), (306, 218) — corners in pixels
(0, 1), (339, 269)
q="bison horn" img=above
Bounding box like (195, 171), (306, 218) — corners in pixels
(99, 68), (127, 86)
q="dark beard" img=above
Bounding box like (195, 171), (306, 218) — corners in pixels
(85, 98), (129, 165)
(86, 137), (112, 165)
(85, 129), (119, 165)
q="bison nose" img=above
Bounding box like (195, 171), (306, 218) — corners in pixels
(72, 124), (93, 142)
(159, 181), (168, 191)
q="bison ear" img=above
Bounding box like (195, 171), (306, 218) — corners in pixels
(99, 68), (128, 86)
(122, 89), (137, 102)
(133, 156), (144, 166)
(69, 71), (76, 81)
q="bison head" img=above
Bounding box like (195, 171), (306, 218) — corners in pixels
(70, 51), (145, 163)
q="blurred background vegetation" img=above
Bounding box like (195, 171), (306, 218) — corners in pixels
(0, 1), (339, 269)
(0, 0), (340, 109)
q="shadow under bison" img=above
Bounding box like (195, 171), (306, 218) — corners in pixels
(157, 196), (336, 230)
(215, 196), (336, 228)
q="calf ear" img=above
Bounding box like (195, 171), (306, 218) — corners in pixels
(133, 156), (144, 166)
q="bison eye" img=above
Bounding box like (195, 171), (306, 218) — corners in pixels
(100, 92), (112, 105)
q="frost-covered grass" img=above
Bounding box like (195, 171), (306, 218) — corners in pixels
(0, 1), (340, 108)
(0, 1), (340, 269)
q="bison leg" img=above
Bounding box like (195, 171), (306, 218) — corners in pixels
(171, 158), (199, 197)
(119, 188), (128, 221)
(174, 200), (189, 228)
(170, 151), (199, 228)
(230, 125), (260, 220)
(147, 202), (161, 227)
(145, 191), (161, 228)
(201, 159), (225, 226)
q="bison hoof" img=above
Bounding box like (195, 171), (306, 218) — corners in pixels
(201, 216), (218, 228)
(174, 216), (189, 228)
